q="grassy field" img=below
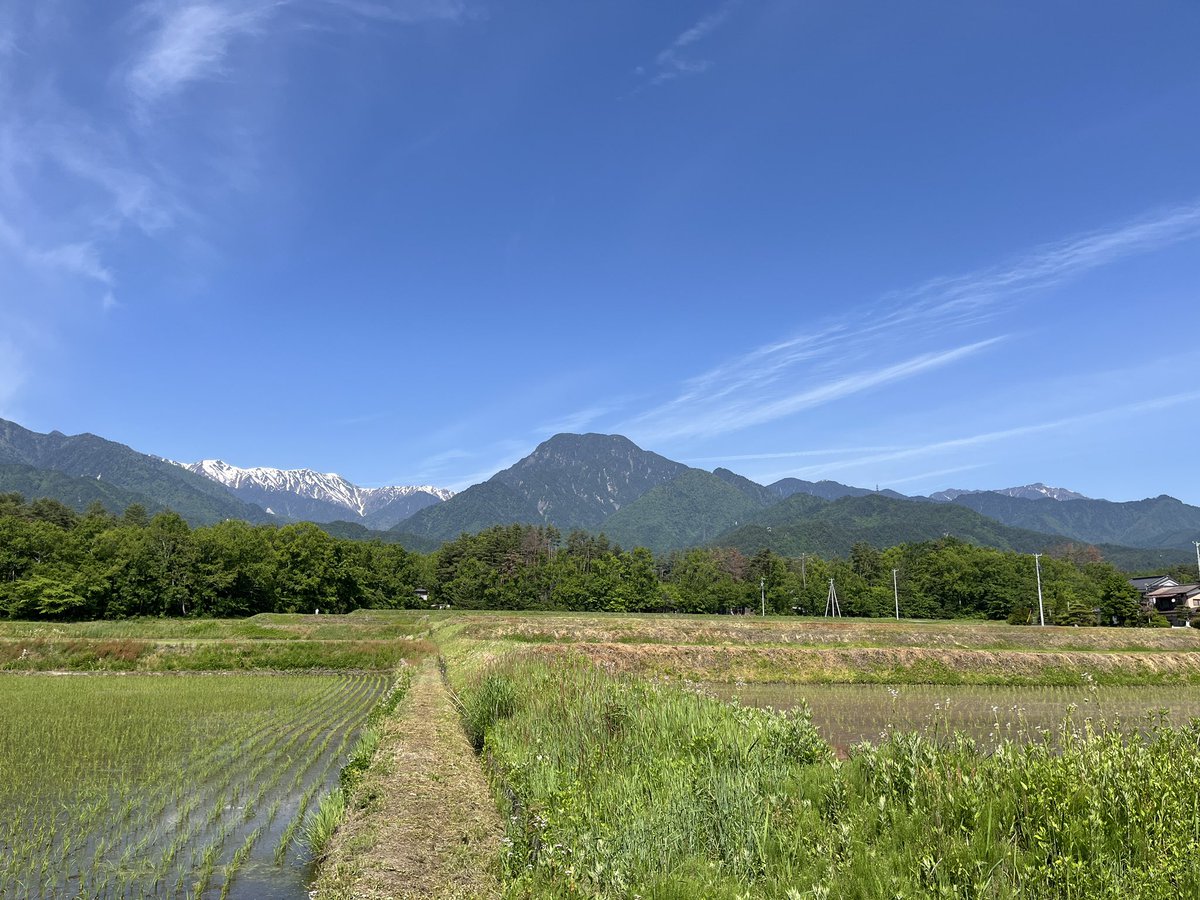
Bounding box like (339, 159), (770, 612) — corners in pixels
(6, 609), (1200, 899)
(432, 611), (1200, 898)
(452, 649), (1200, 899)
(438, 610), (1200, 685)
(709, 682), (1200, 753)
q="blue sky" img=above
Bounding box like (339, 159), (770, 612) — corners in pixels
(2, 1), (1199, 503)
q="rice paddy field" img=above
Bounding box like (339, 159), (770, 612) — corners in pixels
(4, 609), (1200, 899)
(0, 672), (391, 899)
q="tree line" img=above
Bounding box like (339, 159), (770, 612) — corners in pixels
(0, 493), (1157, 624)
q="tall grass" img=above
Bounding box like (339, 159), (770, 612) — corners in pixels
(464, 653), (1200, 899)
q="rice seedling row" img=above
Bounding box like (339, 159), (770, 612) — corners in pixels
(0, 671), (391, 899)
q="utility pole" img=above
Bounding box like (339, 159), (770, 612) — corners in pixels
(893, 568), (900, 620)
(800, 553), (807, 589)
(760, 577), (766, 617)
(1193, 541), (1200, 580)
(1034, 553), (1046, 627)
(824, 578), (842, 617)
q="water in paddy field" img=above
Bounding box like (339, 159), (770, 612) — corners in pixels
(708, 683), (1200, 755)
(0, 673), (391, 900)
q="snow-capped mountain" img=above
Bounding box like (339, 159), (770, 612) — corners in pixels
(181, 460), (453, 529)
(930, 483), (1088, 503)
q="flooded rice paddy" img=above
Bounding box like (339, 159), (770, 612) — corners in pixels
(709, 682), (1200, 754)
(0, 672), (389, 899)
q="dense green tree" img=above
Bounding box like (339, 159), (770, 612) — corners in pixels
(122, 503), (149, 528)
(0, 490), (1163, 626)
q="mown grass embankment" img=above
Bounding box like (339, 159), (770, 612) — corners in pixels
(313, 658), (504, 900)
(0, 612), (437, 671)
(561, 641), (1200, 686)
(457, 611), (1200, 653)
(424, 611), (1200, 686)
(0, 609), (436, 641)
(0, 636), (432, 671)
(452, 648), (1200, 900)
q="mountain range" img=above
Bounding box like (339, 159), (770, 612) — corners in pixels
(0, 419), (271, 525)
(177, 460), (453, 529)
(3, 417), (1198, 569)
(392, 433), (1199, 568)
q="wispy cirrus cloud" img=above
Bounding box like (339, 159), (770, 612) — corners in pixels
(638, 1), (738, 87)
(313, 0), (470, 24)
(882, 463), (986, 488)
(0, 212), (113, 285)
(536, 405), (615, 436)
(769, 389), (1200, 485)
(684, 446), (902, 464)
(625, 337), (1005, 445)
(0, 0), (473, 410)
(871, 200), (1200, 336)
(126, 2), (275, 108)
(619, 200), (1200, 447)
(0, 337), (27, 418)
(125, 1), (472, 110)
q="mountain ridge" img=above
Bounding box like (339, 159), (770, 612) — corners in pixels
(931, 483), (1089, 502)
(4, 416), (1197, 562)
(399, 433), (689, 539)
(0, 418), (271, 526)
(179, 459), (453, 528)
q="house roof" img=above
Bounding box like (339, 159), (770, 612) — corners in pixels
(1130, 575), (1177, 592)
(1144, 583), (1200, 599)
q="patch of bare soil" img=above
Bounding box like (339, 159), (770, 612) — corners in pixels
(313, 660), (503, 900)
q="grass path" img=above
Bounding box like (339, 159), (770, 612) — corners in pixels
(314, 658), (503, 900)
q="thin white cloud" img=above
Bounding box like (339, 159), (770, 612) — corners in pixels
(333, 410), (391, 427)
(418, 447), (473, 471)
(642, 1), (738, 87)
(0, 213), (113, 285)
(314, 0), (469, 24)
(125, 0), (473, 111)
(684, 446), (903, 464)
(0, 337), (27, 418)
(883, 463), (985, 488)
(536, 405), (613, 436)
(127, 2), (273, 107)
(779, 390), (1200, 483)
(625, 338), (1004, 444)
(436, 439), (531, 490)
(872, 200), (1200, 336)
(730, 338), (1005, 432)
(620, 201), (1200, 447)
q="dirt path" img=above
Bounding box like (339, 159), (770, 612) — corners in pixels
(313, 659), (504, 900)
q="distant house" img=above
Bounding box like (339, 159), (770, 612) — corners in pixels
(414, 588), (430, 605)
(1142, 583), (1200, 625)
(1129, 575), (1178, 595)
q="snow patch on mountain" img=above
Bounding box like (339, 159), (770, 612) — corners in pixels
(931, 483), (1088, 502)
(180, 459), (453, 518)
